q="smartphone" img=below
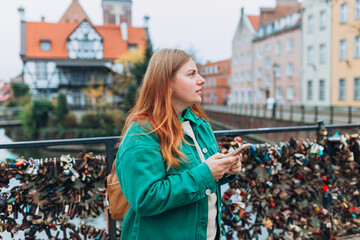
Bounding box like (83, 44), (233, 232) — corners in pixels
(223, 143), (252, 158)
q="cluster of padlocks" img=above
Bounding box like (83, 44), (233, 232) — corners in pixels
(0, 152), (109, 240)
(218, 125), (360, 240)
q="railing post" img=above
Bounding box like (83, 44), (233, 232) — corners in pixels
(290, 105), (293, 122)
(256, 104), (260, 117)
(330, 106), (334, 124)
(314, 106), (318, 123)
(301, 105), (305, 123)
(280, 105), (283, 120)
(250, 104), (254, 116)
(105, 140), (117, 240)
(348, 106), (352, 124)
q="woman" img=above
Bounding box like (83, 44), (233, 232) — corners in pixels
(116, 49), (242, 240)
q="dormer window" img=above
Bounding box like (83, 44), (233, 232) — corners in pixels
(129, 44), (137, 51)
(40, 40), (51, 51)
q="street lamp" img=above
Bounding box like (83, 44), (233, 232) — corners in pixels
(272, 63), (280, 118)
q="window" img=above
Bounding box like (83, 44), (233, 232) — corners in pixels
(355, 78), (360, 100)
(266, 57), (271, 70)
(234, 73), (239, 83)
(258, 88), (263, 99)
(227, 76), (232, 86)
(356, 0), (360, 19)
(243, 35), (248, 44)
(319, 80), (325, 100)
(340, 2), (348, 23)
(247, 52), (252, 62)
(240, 72), (244, 82)
(265, 44), (271, 52)
(307, 80), (313, 100)
(40, 41), (51, 51)
(308, 15), (314, 33)
(128, 44), (137, 51)
(275, 65), (282, 78)
(275, 42), (281, 55)
(355, 36), (360, 58)
(257, 47), (262, 59)
(240, 91), (245, 103)
(286, 63), (294, 76)
(246, 71), (252, 82)
(320, 11), (327, 29)
(36, 62), (47, 80)
(276, 87), (282, 99)
(339, 39), (347, 60)
(320, 44), (326, 64)
(308, 46), (314, 65)
(257, 68), (262, 80)
(339, 79), (346, 100)
(265, 74), (271, 87)
(237, 37), (241, 46)
(234, 56), (238, 65)
(240, 53), (244, 63)
(247, 90), (252, 103)
(287, 38), (294, 52)
(287, 86), (294, 100)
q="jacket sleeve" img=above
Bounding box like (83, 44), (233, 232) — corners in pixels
(116, 137), (217, 217)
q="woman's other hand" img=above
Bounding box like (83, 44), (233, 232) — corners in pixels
(225, 154), (242, 175)
(205, 153), (240, 180)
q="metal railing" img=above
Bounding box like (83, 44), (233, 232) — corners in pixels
(204, 104), (360, 124)
(1, 123), (360, 239)
(0, 136), (120, 240)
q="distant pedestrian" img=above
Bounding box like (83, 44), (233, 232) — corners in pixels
(116, 48), (242, 240)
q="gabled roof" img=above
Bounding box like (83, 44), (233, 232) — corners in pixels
(25, 21), (147, 59)
(247, 15), (260, 31)
(59, 0), (91, 24)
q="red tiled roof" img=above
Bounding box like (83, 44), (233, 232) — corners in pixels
(260, 3), (302, 26)
(25, 21), (147, 59)
(248, 15), (260, 31)
(200, 59), (231, 76)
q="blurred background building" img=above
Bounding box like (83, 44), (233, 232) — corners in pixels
(18, 0), (147, 108)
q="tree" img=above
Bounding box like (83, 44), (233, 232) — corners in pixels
(11, 82), (29, 98)
(56, 92), (69, 120)
(122, 40), (154, 112)
(21, 99), (53, 138)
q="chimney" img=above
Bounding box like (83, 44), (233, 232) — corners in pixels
(18, 6), (26, 57)
(17, 6), (25, 21)
(143, 15), (150, 29)
(41, 16), (45, 22)
(121, 22), (128, 42)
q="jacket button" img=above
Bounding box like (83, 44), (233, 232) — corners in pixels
(202, 148), (208, 154)
(205, 189), (211, 195)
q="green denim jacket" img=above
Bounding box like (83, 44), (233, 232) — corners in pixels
(116, 108), (236, 240)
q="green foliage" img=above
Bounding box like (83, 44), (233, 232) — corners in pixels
(11, 82), (29, 97)
(20, 99), (53, 138)
(122, 39), (153, 113)
(56, 92), (69, 120)
(60, 114), (77, 128)
(80, 113), (101, 128)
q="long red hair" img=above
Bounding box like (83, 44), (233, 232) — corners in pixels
(122, 49), (208, 169)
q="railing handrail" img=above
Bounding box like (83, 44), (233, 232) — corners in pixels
(1, 123), (359, 149)
(213, 123), (360, 136)
(0, 136), (120, 149)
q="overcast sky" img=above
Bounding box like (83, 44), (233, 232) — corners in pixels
(0, 0), (281, 81)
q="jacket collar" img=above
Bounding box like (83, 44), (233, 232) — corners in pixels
(178, 108), (200, 125)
